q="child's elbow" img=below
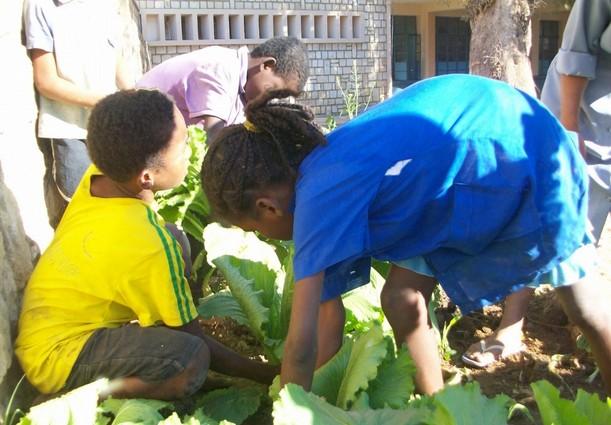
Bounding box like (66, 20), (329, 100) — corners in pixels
(33, 74), (54, 98)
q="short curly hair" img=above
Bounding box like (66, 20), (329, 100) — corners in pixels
(251, 36), (309, 92)
(87, 89), (176, 182)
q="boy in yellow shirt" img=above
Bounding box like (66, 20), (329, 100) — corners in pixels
(15, 89), (277, 399)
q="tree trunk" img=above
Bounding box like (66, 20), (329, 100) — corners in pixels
(118, 0), (151, 82)
(468, 0), (537, 96)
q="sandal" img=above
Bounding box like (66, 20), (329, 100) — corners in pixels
(461, 339), (525, 368)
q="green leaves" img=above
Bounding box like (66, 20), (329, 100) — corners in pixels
(155, 126), (209, 243)
(336, 325), (387, 409)
(273, 384), (429, 425)
(309, 325), (398, 410)
(429, 382), (511, 425)
(273, 381), (514, 425)
(210, 255), (270, 342)
(195, 387), (261, 425)
(532, 380), (611, 425)
(574, 389), (611, 425)
(367, 344), (416, 409)
(201, 223), (292, 363)
(17, 379), (109, 425)
(310, 338), (354, 405)
(197, 290), (248, 326)
(101, 399), (166, 425)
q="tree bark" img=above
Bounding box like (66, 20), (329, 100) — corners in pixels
(118, 0), (151, 83)
(468, 0), (537, 96)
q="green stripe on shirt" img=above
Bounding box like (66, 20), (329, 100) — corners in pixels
(153, 213), (195, 322)
(145, 207), (187, 323)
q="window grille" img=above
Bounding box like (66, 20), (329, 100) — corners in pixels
(141, 9), (366, 45)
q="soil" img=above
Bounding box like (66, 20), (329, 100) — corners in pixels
(200, 223), (611, 424)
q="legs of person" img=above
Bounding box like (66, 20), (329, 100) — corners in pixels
(38, 138), (90, 228)
(462, 287), (533, 367)
(554, 273), (611, 393)
(104, 349), (209, 400)
(586, 177), (610, 245)
(37, 138), (66, 229)
(64, 324), (210, 400)
(315, 297), (345, 368)
(380, 265), (442, 395)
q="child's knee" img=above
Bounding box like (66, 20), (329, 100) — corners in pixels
(556, 282), (610, 332)
(319, 298), (345, 326)
(174, 341), (210, 397)
(381, 284), (428, 325)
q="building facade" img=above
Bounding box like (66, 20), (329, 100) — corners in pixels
(136, 0), (570, 118)
(391, 0), (571, 91)
(136, 0), (392, 119)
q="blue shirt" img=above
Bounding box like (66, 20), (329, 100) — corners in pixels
(293, 75), (589, 313)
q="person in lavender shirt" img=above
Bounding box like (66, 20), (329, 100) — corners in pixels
(137, 36), (309, 142)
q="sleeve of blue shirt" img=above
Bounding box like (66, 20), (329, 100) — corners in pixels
(292, 150), (379, 301)
(556, 0), (611, 78)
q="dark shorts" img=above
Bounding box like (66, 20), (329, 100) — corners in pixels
(63, 324), (206, 392)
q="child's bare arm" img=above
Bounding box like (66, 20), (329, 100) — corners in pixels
(280, 272), (324, 390)
(198, 115), (226, 142)
(559, 74), (589, 157)
(31, 49), (108, 108)
(176, 319), (279, 384)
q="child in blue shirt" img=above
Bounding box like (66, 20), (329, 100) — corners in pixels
(201, 74), (611, 394)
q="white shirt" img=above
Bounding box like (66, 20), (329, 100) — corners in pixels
(24, 0), (119, 139)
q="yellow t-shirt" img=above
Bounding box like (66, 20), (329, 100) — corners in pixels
(15, 166), (198, 393)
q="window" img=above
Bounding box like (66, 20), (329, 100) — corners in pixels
(392, 16), (421, 88)
(141, 10), (364, 45)
(435, 17), (470, 75)
(536, 20), (559, 89)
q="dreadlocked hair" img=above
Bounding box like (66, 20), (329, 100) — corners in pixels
(201, 89), (326, 221)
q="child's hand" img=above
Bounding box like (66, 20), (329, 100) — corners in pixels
(258, 362), (281, 385)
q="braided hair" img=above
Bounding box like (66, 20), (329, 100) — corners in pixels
(201, 90), (326, 221)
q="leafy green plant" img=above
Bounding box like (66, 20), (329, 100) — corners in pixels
(17, 379), (110, 425)
(428, 284), (460, 362)
(268, 324), (415, 411)
(155, 126), (211, 285)
(3, 375), (26, 425)
(156, 126), (209, 236)
(15, 379), (262, 425)
(322, 60), (374, 134)
(199, 223), (294, 363)
(273, 383), (430, 425)
(336, 60), (374, 121)
(531, 380), (611, 425)
(199, 223), (394, 363)
(273, 379), (514, 425)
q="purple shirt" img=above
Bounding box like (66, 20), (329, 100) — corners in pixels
(137, 46), (248, 126)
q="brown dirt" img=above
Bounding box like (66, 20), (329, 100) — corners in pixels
(444, 222), (611, 424)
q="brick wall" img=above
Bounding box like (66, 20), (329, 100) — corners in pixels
(136, 0), (390, 118)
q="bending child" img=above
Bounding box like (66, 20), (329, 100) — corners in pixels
(201, 74), (611, 395)
(15, 89), (277, 400)
(137, 36), (309, 142)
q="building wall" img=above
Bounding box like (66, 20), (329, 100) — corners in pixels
(391, 0), (570, 82)
(136, 0), (392, 119)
